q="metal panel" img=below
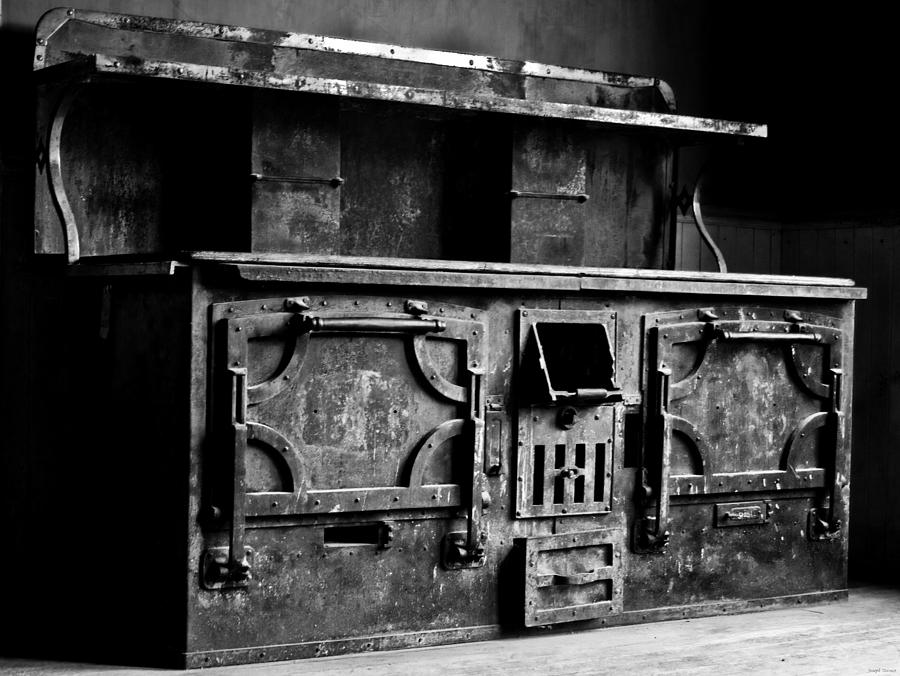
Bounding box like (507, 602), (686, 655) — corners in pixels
(515, 309), (618, 518)
(203, 295), (488, 588)
(636, 306), (847, 552)
(250, 92), (341, 253)
(518, 529), (624, 627)
(510, 123), (671, 269)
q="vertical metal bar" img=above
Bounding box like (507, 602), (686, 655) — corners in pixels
(655, 367), (673, 536)
(826, 368), (844, 529)
(466, 370), (485, 555)
(583, 440), (596, 505)
(564, 443), (576, 504)
(229, 367), (248, 573)
(543, 446), (557, 507)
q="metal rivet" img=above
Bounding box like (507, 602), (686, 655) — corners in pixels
(522, 311), (528, 316)
(67, 8), (75, 16)
(113, 60), (120, 68)
(282, 446), (289, 453)
(36, 54), (43, 61)
(235, 326), (242, 332)
(387, 302), (392, 307)
(321, 300), (328, 306)
(261, 304), (267, 310)
(314, 500), (320, 505)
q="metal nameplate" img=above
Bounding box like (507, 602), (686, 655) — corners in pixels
(714, 501), (770, 527)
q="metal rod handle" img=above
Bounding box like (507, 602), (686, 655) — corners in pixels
(250, 172), (343, 187)
(303, 316), (446, 334)
(509, 189), (589, 203)
(715, 329), (822, 343)
(557, 387), (623, 404)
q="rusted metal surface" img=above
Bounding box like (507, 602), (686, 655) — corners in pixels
(32, 10), (762, 264)
(250, 92), (341, 254)
(510, 124), (671, 268)
(33, 8), (676, 110)
(635, 306), (846, 553)
(21, 9), (860, 670)
(180, 283), (856, 666)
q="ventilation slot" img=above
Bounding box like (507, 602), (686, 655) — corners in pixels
(553, 444), (566, 504)
(532, 445), (545, 505)
(594, 443), (606, 502)
(324, 524), (383, 547)
(521, 440), (611, 517)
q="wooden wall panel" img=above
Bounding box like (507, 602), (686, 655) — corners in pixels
(674, 212), (782, 274)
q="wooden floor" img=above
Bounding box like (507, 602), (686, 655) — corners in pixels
(2, 586), (899, 675)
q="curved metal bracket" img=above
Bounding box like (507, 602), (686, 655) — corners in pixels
(671, 414), (710, 480)
(406, 419), (466, 487)
(246, 421), (304, 495)
(692, 166), (727, 273)
(410, 335), (468, 403)
(781, 411), (828, 475)
(48, 84), (82, 263)
(408, 317), (484, 404)
(787, 344), (831, 399)
(248, 328), (309, 405)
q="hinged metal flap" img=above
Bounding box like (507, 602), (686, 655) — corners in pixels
(518, 528), (623, 627)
